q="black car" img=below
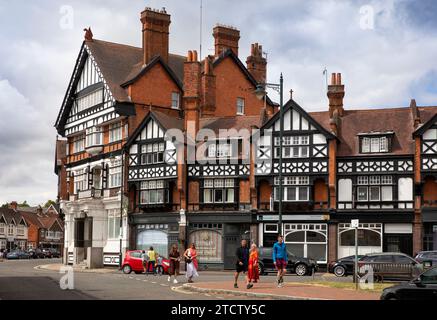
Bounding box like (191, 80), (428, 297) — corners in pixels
(415, 251), (437, 269)
(381, 267), (437, 300)
(328, 255), (364, 277)
(358, 252), (423, 281)
(48, 248), (61, 258)
(258, 247), (318, 276)
(28, 249), (45, 259)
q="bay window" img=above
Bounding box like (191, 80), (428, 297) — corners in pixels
(72, 134), (85, 153)
(0, 223), (5, 235)
(140, 180), (167, 205)
(8, 224), (14, 236)
(17, 225), (25, 236)
(274, 176), (310, 202)
(140, 143), (164, 165)
(85, 126), (102, 148)
(203, 179), (235, 203)
(109, 122), (123, 143)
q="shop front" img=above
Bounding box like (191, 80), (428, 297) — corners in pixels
(258, 214), (330, 265)
(187, 212), (254, 270)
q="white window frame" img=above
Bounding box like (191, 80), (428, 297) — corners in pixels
(139, 180), (167, 205)
(274, 176), (310, 202)
(85, 126), (102, 148)
(237, 97), (245, 115)
(74, 169), (87, 194)
(171, 92), (180, 109)
(76, 88), (104, 113)
(264, 224), (278, 234)
(0, 223), (5, 235)
(107, 209), (121, 240)
(109, 122), (123, 143)
(203, 179), (235, 204)
(109, 165), (122, 188)
(8, 224), (14, 236)
(72, 134), (85, 153)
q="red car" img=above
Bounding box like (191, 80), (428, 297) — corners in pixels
(121, 250), (171, 275)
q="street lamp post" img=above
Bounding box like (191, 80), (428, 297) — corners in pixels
(255, 74), (285, 234)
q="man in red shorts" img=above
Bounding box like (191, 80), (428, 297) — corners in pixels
(272, 235), (288, 287)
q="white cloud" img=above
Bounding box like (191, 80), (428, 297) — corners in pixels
(0, 0), (436, 205)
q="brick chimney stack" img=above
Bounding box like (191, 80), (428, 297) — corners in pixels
(140, 7), (171, 65)
(213, 24), (240, 57)
(327, 73), (345, 118)
(246, 43), (267, 84)
(184, 50), (201, 141)
(201, 56), (216, 117)
(9, 201), (18, 211)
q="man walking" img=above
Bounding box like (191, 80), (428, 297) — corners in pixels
(273, 235), (288, 288)
(234, 239), (249, 288)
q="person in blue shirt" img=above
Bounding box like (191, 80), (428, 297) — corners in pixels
(272, 235), (288, 287)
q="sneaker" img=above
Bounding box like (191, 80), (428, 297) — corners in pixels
(234, 283), (238, 289)
(173, 279), (178, 284)
(168, 276), (171, 282)
(247, 283), (253, 289)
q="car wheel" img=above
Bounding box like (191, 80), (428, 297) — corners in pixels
(333, 265), (346, 277)
(122, 265), (132, 274)
(295, 263), (308, 276)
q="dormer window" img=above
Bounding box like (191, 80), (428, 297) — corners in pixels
(359, 133), (392, 154)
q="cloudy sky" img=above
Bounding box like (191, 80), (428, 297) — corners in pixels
(0, 0), (436, 206)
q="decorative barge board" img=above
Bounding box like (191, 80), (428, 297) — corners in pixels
(255, 99), (338, 265)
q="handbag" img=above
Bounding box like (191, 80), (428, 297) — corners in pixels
(185, 257), (192, 264)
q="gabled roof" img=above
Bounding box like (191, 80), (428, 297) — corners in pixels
(19, 211), (44, 229)
(413, 106), (437, 136)
(212, 49), (276, 107)
(0, 208), (24, 225)
(55, 39), (186, 134)
(261, 99), (337, 140)
(121, 55), (184, 90)
(310, 106), (418, 156)
(124, 110), (184, 149)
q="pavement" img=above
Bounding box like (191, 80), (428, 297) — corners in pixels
(180, 281), (380, 300)
(0, 259), (381, 300)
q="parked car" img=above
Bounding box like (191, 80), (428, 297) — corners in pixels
(48, 248), (61, 258)
(381, 266), (437, 300)
(328, 255), (364, 277)
(42, 249), (53, 258)
(358, 252), (423, 282)
(6, 250), (31, 260)
(121, 250), (171, 275)
(415, 251), (437, 269)
(28, 249), (45, 259)
(257, 247), (318, 276)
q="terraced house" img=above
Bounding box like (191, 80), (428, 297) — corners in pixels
(55, 7), (437, 270)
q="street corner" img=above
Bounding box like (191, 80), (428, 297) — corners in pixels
(34, 263), (118, 274)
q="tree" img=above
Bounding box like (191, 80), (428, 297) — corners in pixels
(18, 201), (30, 208)
(43, 200), (56, 208)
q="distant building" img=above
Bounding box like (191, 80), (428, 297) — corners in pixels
(0, 202), (28, 251)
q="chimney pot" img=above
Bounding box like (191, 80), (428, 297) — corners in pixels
(246, 43), (267, 84)
(337, 73), (342, 85)
(10, 201), (18, 211)
(187, 50), (193, 62)
(192, 50), (198, 62)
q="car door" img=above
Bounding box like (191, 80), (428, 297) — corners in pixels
(130, 252), (142, 271)
(261, 248), (274, 272)
(420, 268), (437, 300)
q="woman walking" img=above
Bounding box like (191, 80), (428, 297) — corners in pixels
(246, 243), (260, 289)
(168, 244), (181, 284)
(184, 243), (199, 283)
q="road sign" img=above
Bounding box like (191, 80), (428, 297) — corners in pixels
(351, 219), (359, 228)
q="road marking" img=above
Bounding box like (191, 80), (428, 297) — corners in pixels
(143, 280), (148, 282)
(204, 293), (211, 297)
(151, 281), (157, 284)
(217, 296), (225, 299)
(160, 284), (169, 287)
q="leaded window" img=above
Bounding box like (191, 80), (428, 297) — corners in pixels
(140, 143), (165, 165)
(274, 176), (310, 201)
(203, 179), (235, 203)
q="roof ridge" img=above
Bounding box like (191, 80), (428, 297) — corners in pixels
(91, 38), (142, 50)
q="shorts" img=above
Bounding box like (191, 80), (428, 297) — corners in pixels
(236, 263), (248, 273)
(142, 261), (148, 268)
(275, 259), (287, 270)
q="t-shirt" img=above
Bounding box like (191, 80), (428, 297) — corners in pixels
(148, 250), (156, 261)
(141, 253), (149, 262)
